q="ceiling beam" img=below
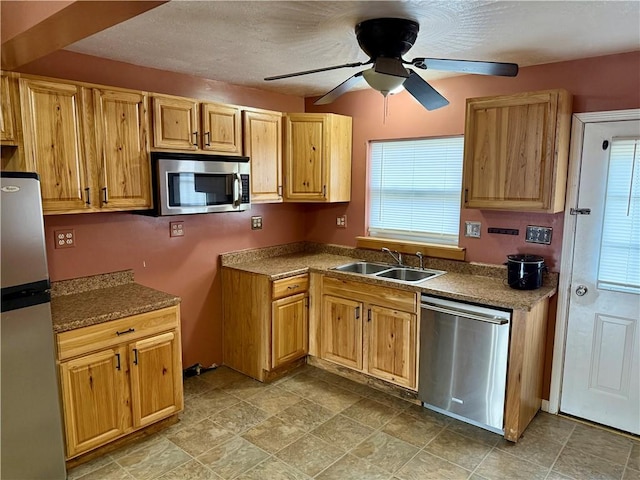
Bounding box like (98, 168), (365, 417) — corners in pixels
(1, 0), (168, 71)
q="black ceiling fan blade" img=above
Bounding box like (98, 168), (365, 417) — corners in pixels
(314, 71), (365, 105)
(403, 70), (449, 111)
(374, 57), (409, 78)
(410, 57), (519, 77)
(264, 61), (368, 81)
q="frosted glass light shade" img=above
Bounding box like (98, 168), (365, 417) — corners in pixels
(362, 68), (405, 96)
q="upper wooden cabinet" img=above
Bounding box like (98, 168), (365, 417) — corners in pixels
(20, 78), (90, 213)
(284, 113), (352, 203)
(91, 88), (152, 210)
(151, 94), (242, 155)
(243, 108), (283, 203)
(19, 77), (152, 214)
(462, 89), (572, 213)
(1, 74), (17, 144)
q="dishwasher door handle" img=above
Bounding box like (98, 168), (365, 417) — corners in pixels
(422, 303), (509, 325)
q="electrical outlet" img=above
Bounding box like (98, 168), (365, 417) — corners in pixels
(170, 221), (184, 237)
(336, 215), (347, 228)
(525, 225), (553, 244)
(251, 216), (263, 230)
(464, 221), (481, 238)
(54, 229), (75, 248)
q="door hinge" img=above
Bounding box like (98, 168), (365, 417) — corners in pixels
(570, 208), (591, 216)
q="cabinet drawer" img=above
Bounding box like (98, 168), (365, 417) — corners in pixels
(57, 306), (179, 361)
(272, 274), (309, 300)
(323, 276), (417, 313)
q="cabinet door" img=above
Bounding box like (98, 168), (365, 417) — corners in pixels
(366, 305), (417, 389)
(20, 78), (90, 213)
(244, 110), (283, 203)
(93, 88), (151, 209)
(321, 295), (363, 370)
(129, 331), (183, 428)
(285, 115), (325, 201)
(152, 95), (198, 150)
(59, 347), (130, 458)
(202, 102), (242, 154)
(463, 91), (560, 211)
(1, 74), (16, 143)
(272, 293), (308, 369)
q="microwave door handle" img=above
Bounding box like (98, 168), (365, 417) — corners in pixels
(234, 173), (242, 207)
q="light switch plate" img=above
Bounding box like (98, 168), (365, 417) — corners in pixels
(464, 221), (481, 238)
(525, 225), (552, 244)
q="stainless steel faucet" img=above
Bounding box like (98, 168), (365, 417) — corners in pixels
(382, 247), (403, 266)
(415, 251), (423, 270)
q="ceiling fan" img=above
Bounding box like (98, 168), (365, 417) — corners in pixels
(264, 18), (519, 110)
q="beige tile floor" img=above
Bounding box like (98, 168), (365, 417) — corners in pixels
(69, 365), (640, 480)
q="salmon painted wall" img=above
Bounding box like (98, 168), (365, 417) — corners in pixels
(305, 51), (640, 272)
(18, 53), (306, 368)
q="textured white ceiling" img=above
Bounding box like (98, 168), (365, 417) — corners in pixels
(66, 1), (640, 98)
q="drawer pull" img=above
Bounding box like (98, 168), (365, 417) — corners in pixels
(287, 284), (300, 290)
(115, 353), (121, 370)
(116, 328), (135, 336)
(133, 348), (139, 365)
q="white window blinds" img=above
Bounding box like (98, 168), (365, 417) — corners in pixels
(369, 137), (463, 245)
(597, 137), (640, 294)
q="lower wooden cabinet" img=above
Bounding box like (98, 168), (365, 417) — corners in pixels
(321, 277), (418, 390)
(56, 306), (183, 459)
(272, 293), (308, 369)
(222, 269), (309, 381)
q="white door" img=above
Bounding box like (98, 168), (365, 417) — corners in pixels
(561, 120), (640, 434)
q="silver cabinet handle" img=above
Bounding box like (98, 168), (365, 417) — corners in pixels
(115, 353), (121, 371)
(355, 306), (360, 319)
(234, 173), (242, 207)
(192, 131), (198, 147)
(102, 187), (108, 204)
(204, 131), (211, 146)
(287, 284), (300, 290)
(576, 285), (588, 296)
(84, 187), (91, 205)
(422, 303), (509, 325)
(133, 348), (139, 365)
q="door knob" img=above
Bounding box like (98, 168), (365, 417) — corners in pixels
(575, 285), (588, 296)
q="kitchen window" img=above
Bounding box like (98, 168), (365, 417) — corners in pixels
(368, 136), (464, 245)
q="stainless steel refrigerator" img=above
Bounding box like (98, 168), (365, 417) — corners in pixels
(1, 172), (67, 479)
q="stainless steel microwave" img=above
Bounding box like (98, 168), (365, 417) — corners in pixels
(150, 152), (250, 216)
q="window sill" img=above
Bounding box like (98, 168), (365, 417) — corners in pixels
(355, 236), (466, 261)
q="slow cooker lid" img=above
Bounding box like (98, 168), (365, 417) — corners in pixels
(507, 254), (545, 264)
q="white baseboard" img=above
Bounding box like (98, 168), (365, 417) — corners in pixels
(541, 400), (550, 413)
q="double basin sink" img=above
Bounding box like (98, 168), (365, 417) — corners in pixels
(331, 261), (445, 284)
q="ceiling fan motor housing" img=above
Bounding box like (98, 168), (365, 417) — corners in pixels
(355, 18), (419, 60)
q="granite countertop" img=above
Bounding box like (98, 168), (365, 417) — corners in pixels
(222, 244), (556, 311)
(222, 252), (362, 280)
(51, 271), (181, 333)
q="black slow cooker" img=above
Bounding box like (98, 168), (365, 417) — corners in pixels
(506, 254), (546, 290)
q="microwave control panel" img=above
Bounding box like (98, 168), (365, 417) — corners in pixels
(241, 175), (250, 203)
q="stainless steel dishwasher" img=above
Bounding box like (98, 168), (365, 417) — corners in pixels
(418, 295), (511, 434)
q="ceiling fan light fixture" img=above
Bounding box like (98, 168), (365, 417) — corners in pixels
(362, 68), (405, 96)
